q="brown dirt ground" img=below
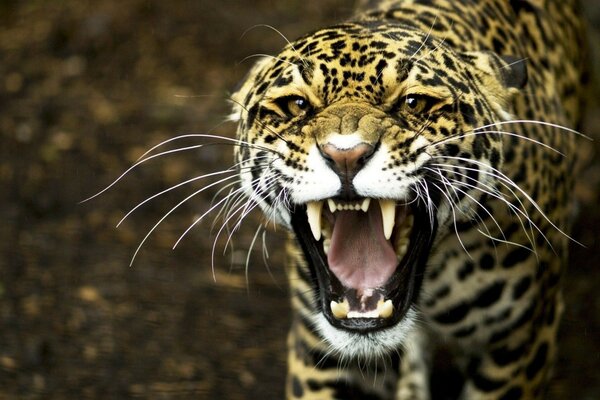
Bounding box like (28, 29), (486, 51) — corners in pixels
(1, 1), (599, 399)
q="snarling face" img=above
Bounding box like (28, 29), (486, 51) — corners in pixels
(230, 21), (525, 356)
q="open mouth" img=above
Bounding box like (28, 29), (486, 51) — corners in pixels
(290, 197), (435, 332)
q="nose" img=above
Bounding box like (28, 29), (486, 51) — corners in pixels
(319, 142), (375, 178)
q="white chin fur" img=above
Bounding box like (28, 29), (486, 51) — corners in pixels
(313, 308), (417, 360)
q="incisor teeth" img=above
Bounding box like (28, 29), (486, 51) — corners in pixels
(378, 199), (396, 240)
(306, 201), (323, 241)
(330, 300), (349, 319)
(326, 199), (372, 213)
(377, 299), (394, 319)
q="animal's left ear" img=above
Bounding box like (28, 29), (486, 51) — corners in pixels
(461, 51), (527, 92)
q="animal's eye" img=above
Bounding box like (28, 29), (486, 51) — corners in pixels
(402, 94), (437, 114)
(276, 96), (312, 118)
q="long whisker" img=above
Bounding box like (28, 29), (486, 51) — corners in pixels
(175, 168), (279, 253)
(129, 173), (243, 266)
(427, 164), (537, 250)
(80, 143), (206, 203)
(431, 156), (579, 247)
(244, 225), (265, 290)
(223, 174), (281, 249)
(426, 167), (534, 252)
(425, 129), (565, 156)
(408, 15), (438, 59)
(136, 132), (279, 161)
(241, 24), (309, 70)
(208, 161), (276, 236)
(427, 180), (471, 258)
(238, 53), (299, 68)
(119, 167), (236, 227)
(474, 119), (589, 139)
(81, 135), (278, 204)
(210, 174), (281, 278)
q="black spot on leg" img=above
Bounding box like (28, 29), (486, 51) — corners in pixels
(512, 276), (532, 300)
(457, 261), (475, 280)
(453, 324), (477, 338)
(306, 379), (322, 391)
(480, 253), (495, 270)
(526, 342), (549, 379)
(490, 342), (527, 366)
(499, 386), (523, 400)
(473, 281), (505, 308)
(471, 371), (507, 392)
(434, 302), (470, 324)
(502, 247), (532, 268)
(292, 375), (304, 397)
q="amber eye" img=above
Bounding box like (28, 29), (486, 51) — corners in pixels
(403, 94), (436, 114)
(276, 96), (312, 118)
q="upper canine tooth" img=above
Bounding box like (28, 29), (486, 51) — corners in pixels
(378, 199), (396, 240)
(306, 201), (323, 241)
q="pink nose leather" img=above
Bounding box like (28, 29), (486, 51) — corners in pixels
(320, 143), (375, 177)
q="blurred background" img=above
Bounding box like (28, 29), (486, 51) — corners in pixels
(1, 1), (598, 399)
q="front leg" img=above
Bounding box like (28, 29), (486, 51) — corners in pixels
(394, 328), (431, 400)
(459, 292), (562, 400)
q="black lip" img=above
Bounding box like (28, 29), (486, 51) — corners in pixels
(290, 200), (436, 333)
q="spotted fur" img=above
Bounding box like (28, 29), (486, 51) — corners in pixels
(229, 1), (588, 399)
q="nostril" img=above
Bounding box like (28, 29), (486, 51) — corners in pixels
(358, 145), (375, 164)
(319, 142), (375, 176)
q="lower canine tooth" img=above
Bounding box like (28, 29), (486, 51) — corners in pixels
(330, 300), (349, 319)
(377, 299), (394, 319)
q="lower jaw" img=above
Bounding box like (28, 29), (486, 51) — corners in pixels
(289, 204), (436, 334)
(314, 308), (420, 359)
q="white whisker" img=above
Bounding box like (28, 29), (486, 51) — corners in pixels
(128, 173), (244, 266)
(80, 143), (205, 203)
(118, 168), (240, 227)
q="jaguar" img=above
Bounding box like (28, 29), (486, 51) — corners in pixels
(222, 0), (590, 398)
(114, 0), (587, 398)
(220, 0), (589, 398)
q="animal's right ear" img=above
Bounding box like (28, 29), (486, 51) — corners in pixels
(228, 57), (271, 122)
(460, 51), (528, 92)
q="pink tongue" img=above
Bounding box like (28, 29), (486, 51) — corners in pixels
(327, 205), (397, 290)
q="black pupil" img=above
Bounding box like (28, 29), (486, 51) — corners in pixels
(406, 96), (418, 108)
(295, 98), (306, 109)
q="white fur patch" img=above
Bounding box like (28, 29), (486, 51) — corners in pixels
(326, 133), (364, 150)
(287, 144), (341, 203)
(353, 143), (430, 199)
(313, 308), (418, 360)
